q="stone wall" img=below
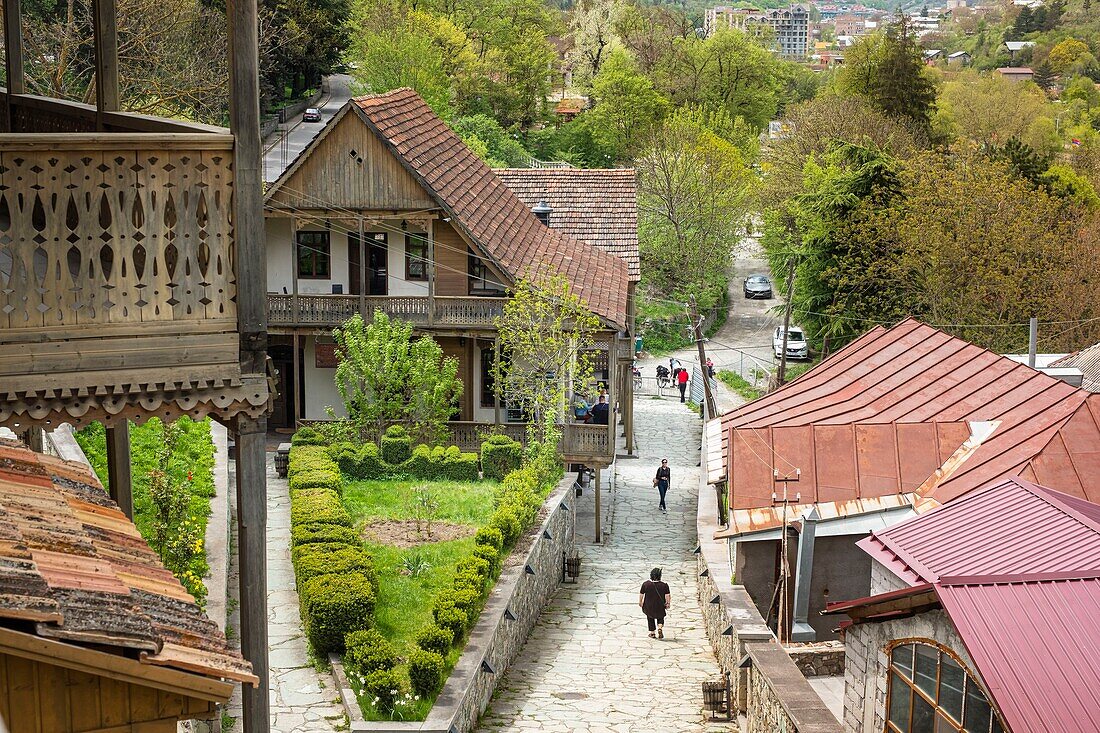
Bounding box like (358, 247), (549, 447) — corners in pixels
(841, 609), (976, 733)
(338, 474), (577, 733)
(787, 642), (845, 678)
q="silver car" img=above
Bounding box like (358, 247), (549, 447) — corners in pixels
(744, 275), (773, 299)
(773, 327), (809, 360)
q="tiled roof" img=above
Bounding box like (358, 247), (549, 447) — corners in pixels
(496, 168), (640, 282)
(720, 318), (1100, 506)
(351, 89), (630, 328)
(0, 440), (255, 685)
(1050, 341), (1100, 392)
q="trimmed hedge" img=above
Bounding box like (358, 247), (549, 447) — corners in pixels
(472, 544), (501, 576)
(294, 544), (377, 588)
(415, 624), (453, 656)
(344, 629), (398, 676)
(481, 434), (522, 482)
(289, 468), (342, 494)
(300, 573), (376, 653)
(408, 649), (445, 696)
(363, 668), (407, 714)
(474, 526), (504, 552)
(290, 522), (360, 547)
(331, 440), (480, 482)
(291, 426), (328, 446)
(380, 425), (412, 465)
(287, 445), (333, 477)
(290, 488), (352, 527)
(432, 599), (468, 639)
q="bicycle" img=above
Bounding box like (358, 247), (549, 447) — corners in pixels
(632, 364), (643, 391)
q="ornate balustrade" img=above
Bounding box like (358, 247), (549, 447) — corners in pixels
(3, 91), (229, 135)
(268, 294), (506, 329)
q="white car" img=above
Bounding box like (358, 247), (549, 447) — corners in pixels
(773, 326), (809, 360)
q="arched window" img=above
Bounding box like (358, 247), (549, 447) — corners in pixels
(885, 641), (1004, 733)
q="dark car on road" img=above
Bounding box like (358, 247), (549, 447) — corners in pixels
(303, 108), (322, 122)
(743, 275), (772, 299)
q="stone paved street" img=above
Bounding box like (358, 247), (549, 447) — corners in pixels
(225, 453), (345, 733)
(478, 398), (732, 733)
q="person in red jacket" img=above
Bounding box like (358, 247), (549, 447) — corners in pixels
(676, 365), (689, 403)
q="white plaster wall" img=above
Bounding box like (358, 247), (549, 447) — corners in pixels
(289, 230), (350, 295)
(386, 229), (429, 296)
(266, 217), (294, 294)
(302, 336), (347, 419)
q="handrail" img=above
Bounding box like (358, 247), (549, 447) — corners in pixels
(2, 90), (229, 135)
(268, 293), (508, 327)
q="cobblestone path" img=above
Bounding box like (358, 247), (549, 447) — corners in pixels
(478, 398), (728, 733)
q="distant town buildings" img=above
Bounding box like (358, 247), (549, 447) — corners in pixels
(704, 4), (812, 57)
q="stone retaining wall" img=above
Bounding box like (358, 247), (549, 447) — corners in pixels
(696, 427), (842, 733)
(788, 642), (846, 678)
(336, 473), (577, 732)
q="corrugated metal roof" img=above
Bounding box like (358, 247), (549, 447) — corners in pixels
(720, 319), (1100, 506)
(1050, 341), (1100, 392)
(716, 492), (924, 539)
(0, 439), (255, 685)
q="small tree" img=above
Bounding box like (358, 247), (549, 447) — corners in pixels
(494, 274), (600, 443)
(333, 310), (463, 444)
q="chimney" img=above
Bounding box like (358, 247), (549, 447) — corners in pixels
(533, 200), (552, 227)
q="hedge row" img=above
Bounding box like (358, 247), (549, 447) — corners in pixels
(287, 441), (377, 655)
(332, 441), (479, 483)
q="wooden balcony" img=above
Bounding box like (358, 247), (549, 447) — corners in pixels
(268, 293), (508, 329)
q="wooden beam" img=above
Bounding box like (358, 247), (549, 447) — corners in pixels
(234, 415), (268, 733)
(427, 218), (435, 326)
(2, 0), (23, 95)
(105, 423), (133, 520)
(91, 0), (120, 122)
(292, 334), (301, 424)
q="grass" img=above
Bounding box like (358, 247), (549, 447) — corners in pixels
(75, 417), (215, 603)
(717, 369), (766, 401)
(341, 478), (497, 721)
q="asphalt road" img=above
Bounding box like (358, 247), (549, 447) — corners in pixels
(262, 74), (355, 184)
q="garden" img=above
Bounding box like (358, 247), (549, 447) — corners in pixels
(287, 423), (561, 721)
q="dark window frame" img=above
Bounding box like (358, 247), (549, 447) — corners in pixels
(405, 233), (428, 281)
(480, 347), (496, 408)
(884, 640), (1003, 733)
(296, 230), (331, 279)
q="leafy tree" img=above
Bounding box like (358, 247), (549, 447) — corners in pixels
(1047, 38), (1092, 73)
(494, 274), (600, 442)
(1039, 164), (1100, 209)
(585, 48), (670, 160)
(333, 311), (463, 444)
(265, 0), (350, 98)
(452, 114), (531, 167)
(934, 70), (1057, 153)
(987, 137), (1051, 186)
(567, 0), (622, 88)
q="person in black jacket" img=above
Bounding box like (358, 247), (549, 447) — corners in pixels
(654, 459), (671, 512)
(639, 567), (671, 638)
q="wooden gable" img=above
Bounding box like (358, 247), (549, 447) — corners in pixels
(266, 107), (437, 212)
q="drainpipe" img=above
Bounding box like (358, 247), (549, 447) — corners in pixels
(790, 506), (820, 642)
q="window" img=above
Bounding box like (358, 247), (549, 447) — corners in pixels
(480, 348), (496, 408)
(405, 233), (428, 280)
(297, 231), (330, 279)
(469, 248), (504, 294)
(885, 642), (1004, 733)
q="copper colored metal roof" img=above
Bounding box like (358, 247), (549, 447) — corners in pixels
(720, 319), (1100, 506)
(0, 440), (255, 685)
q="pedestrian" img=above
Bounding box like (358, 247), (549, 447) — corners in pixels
(653, 458), (670, 512)
(676, 365), (689, 403)
(639, 567), (671, 639)
(706, 357), (715, 378)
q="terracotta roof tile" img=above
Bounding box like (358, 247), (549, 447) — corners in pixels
(351, 89), (629, 328)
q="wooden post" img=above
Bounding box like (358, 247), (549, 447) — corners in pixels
(427, 219), (435, 326)
(606, 334), (617, 454)
(291, 217), (300, 325)
(105, 423), (133, 519)
(23, 426), (43, 453)
(234, 415), (269, 733)
(689, 295), (718, 420)
(292, 333), (302, 425)
(593, 468), (601, 544)
(493, 337), (502, 425)
(357, 217), (366, 317)
(91, 0), (120, 129)
(3, 0), (24, 132)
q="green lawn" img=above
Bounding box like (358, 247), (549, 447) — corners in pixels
(341, 478), (497, 720)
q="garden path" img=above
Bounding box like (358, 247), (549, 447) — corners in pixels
(477, 398), (729, 733)
(224, 451), (345, 732)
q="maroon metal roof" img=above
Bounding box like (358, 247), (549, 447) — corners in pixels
(860, 477), (1100, 585)
(720, 319), (1100, 507)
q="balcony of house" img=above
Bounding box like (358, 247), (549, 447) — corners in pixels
(267, 293), (508, 329)
(0, 93), (267, 430)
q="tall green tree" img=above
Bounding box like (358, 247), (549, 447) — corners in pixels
(836, 19), (936, 129)
(585, 48), (670, 160)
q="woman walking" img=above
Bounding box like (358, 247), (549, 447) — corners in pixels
(639, 567), (671, 639)
(654, 459), (671, 512)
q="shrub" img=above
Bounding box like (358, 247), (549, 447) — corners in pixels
(449, 586), (481, 615)
(416, 624), (454, 656)
(472, 544), (501, 576)
(441, 450), (479, 482)
(362, 668), (407, 714)
(337, 442), (386, 480)
(288, 445), (333, 477)
(489, 507), (522, 547)
(406, 444), (434, 479)
(291, 541), (353, 567)
(474, 526), (504, 552)
(457, 555), (491, 582)
(293, 545), (377, 588)
(290, 489), (351, 527)
(453, 568), (485, 594)
(432, 599), (468, 638)
(344, 628), (398, 676)
(380, 425), (413, 465)
(289, 468), (342, 494)
(290, 522), (360, 547)
(481, 434), (522, 481)
(299, 573), (375, 653)
(408, 649), (445, 696)
(291, 426), (328, 446)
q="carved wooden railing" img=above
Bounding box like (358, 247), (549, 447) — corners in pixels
(2, 91), (229, 135)
(268, 294), (507, 328)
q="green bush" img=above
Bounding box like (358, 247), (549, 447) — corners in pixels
(337, 442), (386, 480)
(293, 545), (377, 588)
(288, 445), (333, 477)
(457, 555), (491, 582)
(290, 488), (352, 527)
(432, 599), (468, 638)
(290, 522), (360, 547)
(289, 468), (342, 494)
(291, 426), (328, 446)
(442, 450), (479, 482)
(489, 506), (522, 547)
(416, 624), (454, 655)
(344, 628), (399, 676)
(474, 526), (504, 552)
(363, 668), (407, 714)
(472, 544), (501, 576)
(449, 586), (481, 615)
(291, 541), (354, 567)
(406, 444), (434, 479)
(481, 434), (523, 481)
(408, 649), (445, 697)
(380, 425), (413, 465)
(453, 567), (485, 594)
(300, 573), (375, 653)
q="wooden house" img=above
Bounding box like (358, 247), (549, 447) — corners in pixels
(0, 440), (255, 732)
(0, 3), (273, 731)
(263, 89), (639, 465)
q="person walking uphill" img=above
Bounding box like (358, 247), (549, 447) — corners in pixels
(676, 366), (689, 403)
(640, 567), (671, 639)
(654, 459), (671, 512)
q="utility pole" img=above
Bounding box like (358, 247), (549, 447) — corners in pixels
(689, 295), (718, 420)
(776, 257), (796, 390)
(771, 468), (800, 646)
(1028, 316), (1038, 368)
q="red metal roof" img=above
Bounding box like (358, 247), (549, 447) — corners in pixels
(720, 319), (1100, 507)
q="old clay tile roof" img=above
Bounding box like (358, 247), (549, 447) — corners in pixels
(720, 318), (1100, 507)
(0, 439), (255, 685)
(496, 168), (640, 282)
(350, 89), (630, 329)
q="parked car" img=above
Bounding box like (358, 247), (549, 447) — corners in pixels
(773, 326), (809, 360)
(303, 108), (322, 122)
(744, 275), (773, 299)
